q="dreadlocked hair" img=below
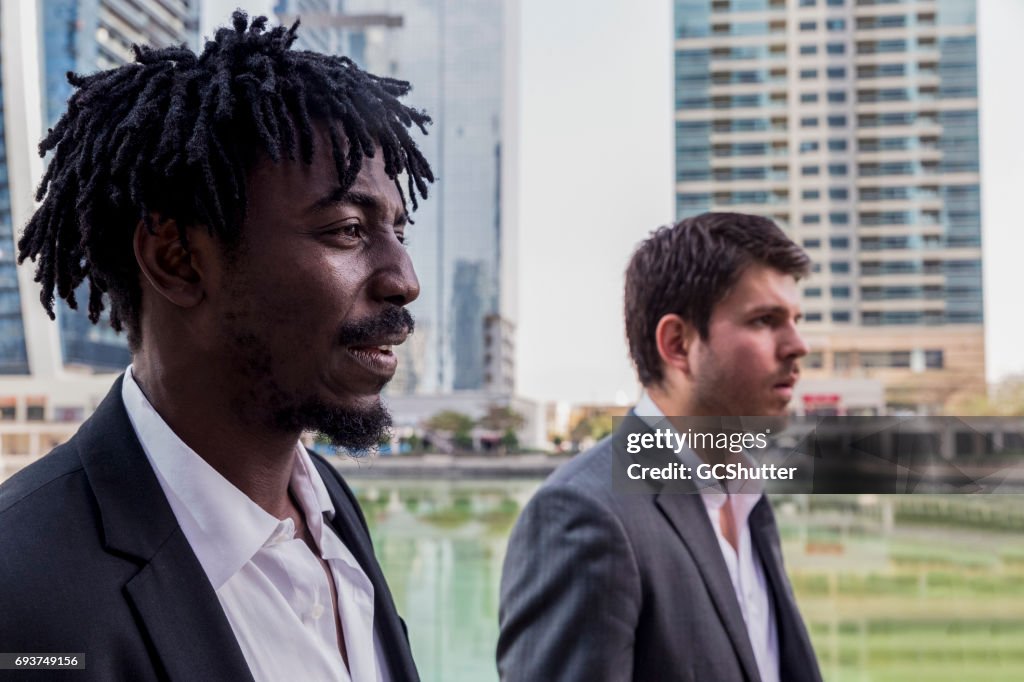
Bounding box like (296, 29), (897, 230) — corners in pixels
(17, 10), (434, 350)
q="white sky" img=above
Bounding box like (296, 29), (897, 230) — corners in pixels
(203, 0), (1024, 405)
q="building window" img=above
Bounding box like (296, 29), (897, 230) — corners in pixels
(826, 43), (846, 55)
(805, 287), (822, 298)
(862, 351), (912, 369)
(803, 190), (821, 200)
(802, 165), (820, 176)
(834, 352), (852, 370)
(826, 0), (844, 5)
(827, 115), (847, 128)
(831, 311), (851, 323)
(831, 285), (851, 297)
(800, 21), (816, 31)
(827, 138), (848, 151)
(806, 352), (825, 368)
(803, 238), (821, 248)
(800, 45), (818, 55)
(804, 213), (822, 224)
(925, 350), (944, 369)
(801, 117), (819, 128)
(829, 187), (849, 200)
(805, 312), (823, 322)
(830, 261), (850, 274)
(830, 211), (850, 224)
(827, 67), (846, 79)
(826, 19), (846, 31)
(827, 91), (847, 103)
(800, 69), (818, 79)
(801, 93), (819, 103)
(26, 406), (46, 421)
(54, 406), (85, 422)
(800, 141), (820, 152)
(828, 163), (848, 176)
(830, 237), (849, 248)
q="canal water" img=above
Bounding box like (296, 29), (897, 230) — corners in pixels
(353, 479), (1024, 682)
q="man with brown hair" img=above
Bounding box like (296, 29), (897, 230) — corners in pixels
(497, 213), (822, 681)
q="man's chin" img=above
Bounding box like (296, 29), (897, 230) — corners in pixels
(303, 396), (392, 452)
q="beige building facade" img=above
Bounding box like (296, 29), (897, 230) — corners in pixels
(674, 0), (985, 413)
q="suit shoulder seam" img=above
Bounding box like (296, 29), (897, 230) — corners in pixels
(0, 465), (87, 518)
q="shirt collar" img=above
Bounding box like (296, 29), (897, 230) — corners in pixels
(633, 392), (765, 498)
(121, 366), (338, 589)
(633, 391), (667, 430)
(633, 392), (705, 473)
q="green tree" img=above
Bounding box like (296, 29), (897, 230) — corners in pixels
(571, 414), (614, 444)
(500, 428), (520, 453)
(426, 410), (476, 433)
(425, 410), (476, 452)
(478, 405), (525, 432)
(954, 375), (1024, 416)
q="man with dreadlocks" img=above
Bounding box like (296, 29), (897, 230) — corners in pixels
(0, 12), (432, 681)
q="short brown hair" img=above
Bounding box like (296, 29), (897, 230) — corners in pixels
(624, 212), (810, 387)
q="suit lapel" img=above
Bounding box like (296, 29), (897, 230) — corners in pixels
(614, 412), (761, 681)
(655, 491), (763, 682)
(124, 532), (255, 681)
(78, 376), (253, 682)
(749, 498), (822, 682)
(311, 456), (420, 682)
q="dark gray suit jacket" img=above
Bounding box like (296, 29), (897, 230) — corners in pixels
(497, 415), (821, 682)
(0, 375), (419, 681)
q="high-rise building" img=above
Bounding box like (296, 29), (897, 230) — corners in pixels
(2, 0), (48, 376)
(275, 0), (520, 396)
(0, 1), (199, 464)
(673, 0), (983, 412)
(0, 1), (34, 376)
(30, 0), (201, 374)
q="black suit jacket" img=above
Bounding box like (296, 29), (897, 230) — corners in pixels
(498, 413), (821, 682)
(0, 376), (419, 681)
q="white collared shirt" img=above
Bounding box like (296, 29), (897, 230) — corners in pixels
(121, 367), (389, 682)
(635, 393), (780, 682)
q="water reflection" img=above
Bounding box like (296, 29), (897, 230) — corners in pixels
(354, 481), (1024, 682)
(354, 479), (537, 682)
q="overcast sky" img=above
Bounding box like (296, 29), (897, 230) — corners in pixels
(204, 0), (1023, 406)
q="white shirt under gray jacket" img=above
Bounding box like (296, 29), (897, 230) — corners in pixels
(496, 402), (822, 682)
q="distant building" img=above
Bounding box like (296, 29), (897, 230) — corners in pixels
(0, 1), (199, 474)
(791, 377), (884, 416)
(673, 0), (984, 413)
(35, 0), (200, 374)
(276, 0), (520, 395)
(383, 392), (547, 451)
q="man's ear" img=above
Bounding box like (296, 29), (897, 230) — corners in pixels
(133, 214), (205, 309)
(654, 313), (697, 378)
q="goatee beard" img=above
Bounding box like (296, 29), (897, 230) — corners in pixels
(299, 397), (393, 453)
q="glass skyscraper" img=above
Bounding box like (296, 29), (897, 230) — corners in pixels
(275, 0), (519, 395)
(29, 0), (200, 373)
(674, 0), (983, 412)
(0, 12), (31, 375)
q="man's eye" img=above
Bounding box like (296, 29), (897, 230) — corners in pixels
(326, 223), (361, 238)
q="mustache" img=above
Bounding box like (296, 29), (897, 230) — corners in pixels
(337, 307), (415, 346)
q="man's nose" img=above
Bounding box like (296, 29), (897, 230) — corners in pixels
(371, 243), (420, 307)
(780, 321), (809, 360)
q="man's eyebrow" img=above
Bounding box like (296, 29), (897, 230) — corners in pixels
(308, 188), (409, 225)
(746, 304), (795, 317)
